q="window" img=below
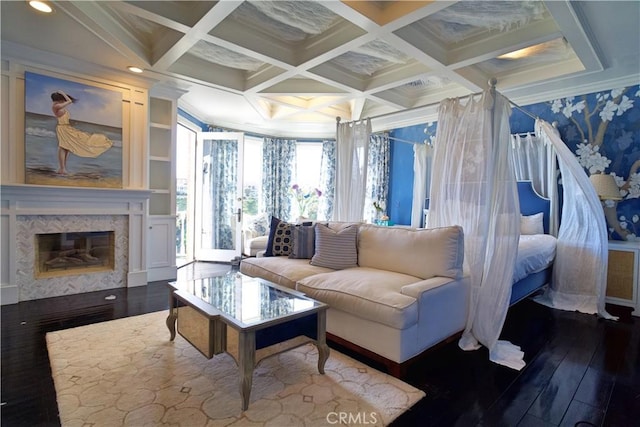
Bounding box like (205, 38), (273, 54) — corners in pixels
(292, 142), (324, 220)
(176, 123), (196, 261)
(243, 136), (263, 220)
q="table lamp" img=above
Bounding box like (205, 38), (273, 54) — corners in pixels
(590, 173), (622, 239)
(589, 174), (622, 201)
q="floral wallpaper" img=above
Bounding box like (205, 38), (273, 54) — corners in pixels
(388, 85), (640, 239)
(510, 85), (640, 241)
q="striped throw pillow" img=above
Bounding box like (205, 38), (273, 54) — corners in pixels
(289, 224), (316, 259)
(310, 223), (358, 269)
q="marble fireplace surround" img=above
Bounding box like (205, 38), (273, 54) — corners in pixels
(1, 185), (151, 305)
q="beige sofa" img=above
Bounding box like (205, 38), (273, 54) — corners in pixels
(240, 223), (469, 377)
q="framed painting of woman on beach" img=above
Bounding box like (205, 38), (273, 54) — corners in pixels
(24, 72), (123, 188)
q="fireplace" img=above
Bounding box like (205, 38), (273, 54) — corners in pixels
(35, 231), (115, 278)
(1, 185), (151, 304)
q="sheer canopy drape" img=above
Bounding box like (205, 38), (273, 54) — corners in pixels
(533, 120), (617, 320)
(510, 132), (559, 235)
(262, 137), (296, 220)
(334, 119), (371, 221)
(364, 133), (390, 223)
(412, 143), (432, 227)
(428, 90), (524, 370)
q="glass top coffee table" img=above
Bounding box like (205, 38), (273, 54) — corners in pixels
(166, 272), (329, 410)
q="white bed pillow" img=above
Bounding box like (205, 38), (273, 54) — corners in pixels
(520, 212), (544, 235)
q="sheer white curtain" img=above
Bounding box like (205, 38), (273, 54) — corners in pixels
(510, 132), (559, 235)
(334, 119), (371, 221)
(428, 91), (524, 370)
(412, 143), (432, 227)
(533, 120), (617, 320)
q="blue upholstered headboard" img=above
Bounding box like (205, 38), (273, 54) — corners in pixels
(517, 180), (551, 234)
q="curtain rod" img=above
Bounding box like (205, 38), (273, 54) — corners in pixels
(336, 79), (539, 125)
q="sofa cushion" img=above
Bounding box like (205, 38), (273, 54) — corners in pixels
(240, 257), (334, 289)
(264, 216), (293, 257)
(296, 267), (419, 329)
(357, 224), (464, 280)
(310, 223), (358, 270)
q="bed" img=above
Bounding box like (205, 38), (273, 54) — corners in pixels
(511, 180), (556, 305)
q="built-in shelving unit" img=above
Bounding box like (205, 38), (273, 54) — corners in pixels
(147, 91), (181, 281)
(148, 97), (174, 216)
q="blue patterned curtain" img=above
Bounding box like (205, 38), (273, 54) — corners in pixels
(365, 133), (390, 223)
(319, 139), (336, 221)
(262, 138), (296, 220)
(204, 138), (237, 249)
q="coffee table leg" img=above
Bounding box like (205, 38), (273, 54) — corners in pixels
(166, 291), (177, 341)
(317, 310), (330, 374)
(238, 330), (256, 411)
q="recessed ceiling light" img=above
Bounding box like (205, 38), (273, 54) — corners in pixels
(127, 66), (143, 73)
(29, 1), (52, 13)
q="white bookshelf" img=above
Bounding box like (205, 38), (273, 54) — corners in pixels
(147, 91), (180, 281)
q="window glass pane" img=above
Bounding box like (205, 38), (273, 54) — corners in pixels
(243, 136), (263, 219)
(292, 142), (323, 219)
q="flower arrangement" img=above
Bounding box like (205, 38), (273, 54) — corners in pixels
(373, 200), (389, 224)
(290, 184), (322, 218)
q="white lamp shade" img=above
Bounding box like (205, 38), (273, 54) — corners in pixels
(589, 174), (622, 200)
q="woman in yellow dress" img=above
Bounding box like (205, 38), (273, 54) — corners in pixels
(51, 90), (113, 174)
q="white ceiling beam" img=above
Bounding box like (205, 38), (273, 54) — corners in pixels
(260, 79), (346, 94)
(305, 64), (367, 92)
(106, 1), (192, 34)
(152, 1), (242, 70)
(54, 1), (152, 66)
(447, 18), (562, 69)
(543, 0), (603, 72)
(349, 97), (367, 121)
(492, 57), (586, 90)
(364, 61), (431, 93)
(167, 54), (246, 92)
(209, 19), (297, 67)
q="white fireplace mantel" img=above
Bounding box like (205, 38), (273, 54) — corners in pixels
(1, 184), (152, 305)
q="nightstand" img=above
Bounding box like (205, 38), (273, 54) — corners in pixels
(606, 240), (640, 316)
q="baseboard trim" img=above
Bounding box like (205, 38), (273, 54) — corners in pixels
(147, 266), (177, 282)
(128, 270), (148, 287)
(1, 284), (19, 305)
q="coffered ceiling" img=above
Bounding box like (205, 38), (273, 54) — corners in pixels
(1, 1), (639, 137)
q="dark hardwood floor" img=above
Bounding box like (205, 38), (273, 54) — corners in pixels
(2, 262), (638, 427)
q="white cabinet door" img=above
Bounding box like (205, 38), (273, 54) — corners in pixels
(147, 216), (177, 281)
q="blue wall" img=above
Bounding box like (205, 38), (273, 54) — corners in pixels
(388, 124), (422, 224)
(388, 85), (640, 240)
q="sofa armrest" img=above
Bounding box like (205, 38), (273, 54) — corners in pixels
(400, 276), (455, 298)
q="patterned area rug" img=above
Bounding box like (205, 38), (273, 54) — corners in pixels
(46, 311), (425, 426)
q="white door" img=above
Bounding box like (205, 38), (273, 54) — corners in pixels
(194, 132), (244, 262)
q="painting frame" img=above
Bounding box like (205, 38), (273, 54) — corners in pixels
(24, 71), (124, 188)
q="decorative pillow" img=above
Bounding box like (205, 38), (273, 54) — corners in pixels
(289, 224), (316, 259)
(310, 223), (358, 270)
(249, 213), (270, 236)
(520, 212), (544, 235)
(264, 216), (293, 257)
